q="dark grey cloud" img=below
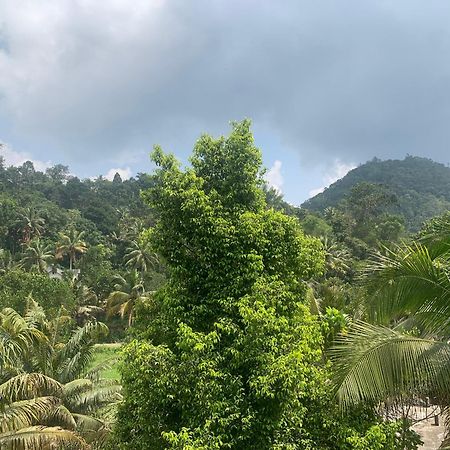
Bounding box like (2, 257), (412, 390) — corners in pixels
(1, 0), (450, 170)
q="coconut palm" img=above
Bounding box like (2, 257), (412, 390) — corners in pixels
(330, 213), (450, 412)
(106, 271), (150, 326)
(16, 207), (45, 243)
(124, 239), (159, 275)
(320, 235), (351, 279)
(0, 300), (121, 449)
(19, 239), (54, 273)
(56, 229), (88, 270)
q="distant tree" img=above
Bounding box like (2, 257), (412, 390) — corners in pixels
(45, 164), (70, 183)
(56, 229), (87, 270)
(0, 270), (75, 315)
(346, 182), (396, 224)
(20, 239), (54, 273)
(112, 172), (123, 183)
(124, 239), (158, 276)
(106, 271), (149, 326)
(16, 207), (45, 243)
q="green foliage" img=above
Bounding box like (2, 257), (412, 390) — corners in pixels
(303, 156), (450, 231)
(0, 301), (121, 448)
(78, 244), (116, 299)
(0, 269), (74, 315)
(345, 420), (422, 450)
(300, 212), (333, 238)
(320, 307), (348, 349)
(330, 212), (450, 432)
(117, 121), (330, 448)
(116, 121), (401, 449)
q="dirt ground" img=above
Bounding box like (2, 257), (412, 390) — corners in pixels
(411, 408), (445, 450)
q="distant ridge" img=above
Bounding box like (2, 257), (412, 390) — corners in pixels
(302, 156), (450, 230)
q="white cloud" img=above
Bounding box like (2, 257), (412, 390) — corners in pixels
(308, 160), (356, 198)
(0, 143), (51, 171)
(265, 160), (283, 194)
(105, 167), (132, 181)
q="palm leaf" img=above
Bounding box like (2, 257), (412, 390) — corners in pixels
(68, 382), (122, 412)
(63, 379), (93, 398)
(330, 321), (450, 409)
(0, 373), (63, 404)
(72, 413), (106, 432)
(45, 404), (77, 430)
(0, 426), (88, 449)
(0, 396), (60, 433)
(365, 243), (450, 333)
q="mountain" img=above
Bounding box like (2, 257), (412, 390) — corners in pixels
(302, 156), (450, 230)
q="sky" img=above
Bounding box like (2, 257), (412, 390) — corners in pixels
(1, 1), (450, 204)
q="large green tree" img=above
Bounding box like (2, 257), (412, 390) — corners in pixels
(116, 121), (379, 449)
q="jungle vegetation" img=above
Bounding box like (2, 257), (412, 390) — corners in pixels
(0, 122), (448, 449)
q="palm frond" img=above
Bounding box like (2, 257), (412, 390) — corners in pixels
(0, 373), (63, 403)
(0, 426), (89, 449)
(0, 396), (60, 433)
(330, 321), (450, 409)
(56, 321), (108, 382)
(68, 382), (122, 413)
(46, 404), (77, 430)
(365, 243), (450, 332)
(83, 357), (118, 382)
(72, 413), (106, 432)
(63, 379), (93, 398)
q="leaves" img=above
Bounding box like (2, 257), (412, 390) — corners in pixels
(0, 426), (88, 449)
(331, 213), (450, 414)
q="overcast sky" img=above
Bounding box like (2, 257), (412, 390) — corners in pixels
(1, 0), (450, 203)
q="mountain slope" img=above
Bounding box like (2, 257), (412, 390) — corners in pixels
(302, 156), (450, 230)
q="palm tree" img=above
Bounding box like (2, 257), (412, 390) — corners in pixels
(16, 207), (45, 243)
(124, 239), (159, 275)
(19, 239), (54, 273)
(106, 271), (150, 326)
(0, 300), (121, 448)
(330, 214), (450, 412)
(320, 236), (351, 279)
(56, 229), (88, 270)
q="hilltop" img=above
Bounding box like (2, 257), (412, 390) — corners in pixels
(302, 156), (450, 230)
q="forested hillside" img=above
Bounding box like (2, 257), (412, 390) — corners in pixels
(0, 153), (165, 328)
(302, 156), (450, 230)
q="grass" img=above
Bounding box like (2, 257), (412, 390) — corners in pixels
(91, 343), (122, 380)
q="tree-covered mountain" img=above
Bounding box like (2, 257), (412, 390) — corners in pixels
(302, 156), (450, 230)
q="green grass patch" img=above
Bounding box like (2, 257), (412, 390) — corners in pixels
(91, 343), (122, 380)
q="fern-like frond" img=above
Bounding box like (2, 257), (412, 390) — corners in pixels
(0, 425), (89, 449)
(0, 396), (60, 433)
(330, 321), (450, 409)
(68, 382), (122, 413)
(0, 373), (63, 403)
(45, 404), (77, 430)
(63, 379), (93, 398)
